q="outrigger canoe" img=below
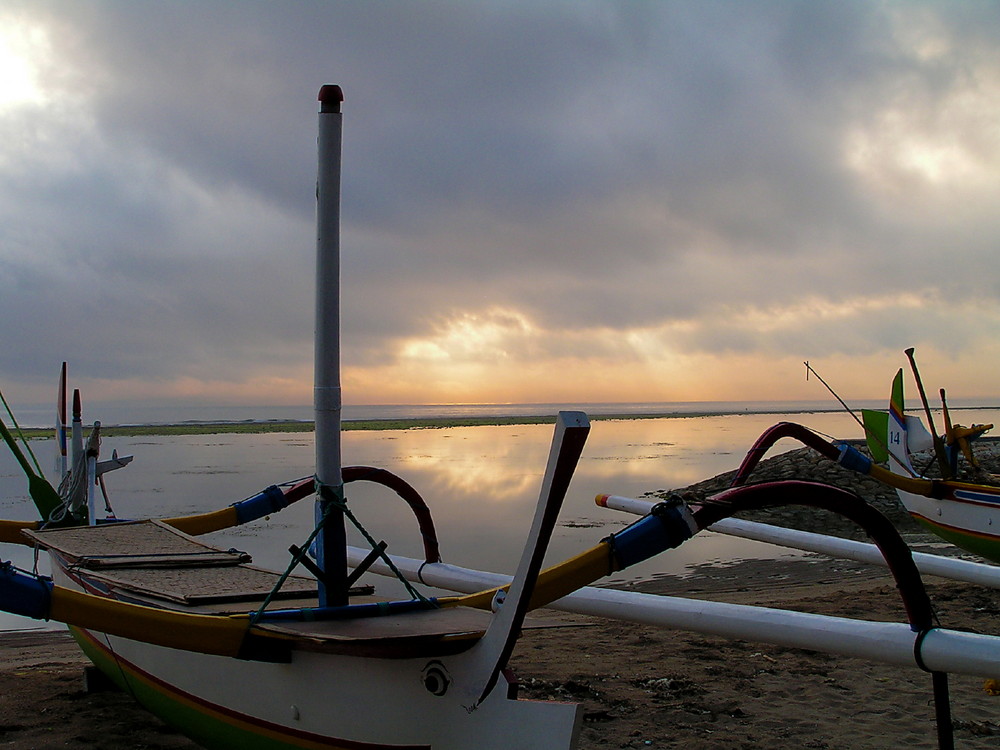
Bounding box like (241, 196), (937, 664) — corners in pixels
(0, 85), (982, 750)
(733, 359), (1000, 565)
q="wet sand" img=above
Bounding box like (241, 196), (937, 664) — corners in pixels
(2, 562), (1000, 750)
(517, 564), (1000, 749)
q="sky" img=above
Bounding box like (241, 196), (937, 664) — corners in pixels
(1, 1), (999, 413)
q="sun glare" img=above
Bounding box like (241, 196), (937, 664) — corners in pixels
(0, 19), (48, 110)
(399, 308), (535, 364)
(844, 12), (1000, 197)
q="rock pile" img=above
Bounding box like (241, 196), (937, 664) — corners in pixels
(650, 438), (1000, 541)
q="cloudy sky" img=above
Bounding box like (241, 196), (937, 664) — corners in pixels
(2, 1), (999, 413)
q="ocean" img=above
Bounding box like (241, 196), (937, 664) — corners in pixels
(4, 403), (1000, 632)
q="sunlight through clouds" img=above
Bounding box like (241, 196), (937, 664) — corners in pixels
(399, 308), (536, 364)
(0, 17), (48, 110)
(845, 95), (1000, 196)
(844, 9), (1000, 201)
(3, 2), (1000, 410)
(341, 285), (1000, 406)
(722, 292), (931, 331)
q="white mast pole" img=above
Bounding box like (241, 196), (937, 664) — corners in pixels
(314, 84), (348, 606)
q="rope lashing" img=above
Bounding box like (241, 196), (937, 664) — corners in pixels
(316, 478), (431, 605)
(250, 479), (432, 624)
(250, 498), (336, 624)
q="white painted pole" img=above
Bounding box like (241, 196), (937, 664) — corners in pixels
(597, 494), (1000, 589)
(315, 84), (347, 606)
(346, 546), (1000, 678)
(86, 428), (98, 526)
(71, 389), (82, 466)
(57, 362), (67, 481)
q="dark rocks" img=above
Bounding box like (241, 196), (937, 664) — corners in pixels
(650, 440), (1000, 541)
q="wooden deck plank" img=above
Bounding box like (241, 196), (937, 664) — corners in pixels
(24, 520), (247, 567)
(82, 564), (317, 604)
(256, 605), (492, 644)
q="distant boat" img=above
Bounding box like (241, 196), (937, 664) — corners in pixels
(0, 87), (975, 750)
(735, 355), (1000, 564)
(873, 364), (1000, 563)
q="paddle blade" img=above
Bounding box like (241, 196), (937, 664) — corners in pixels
(29, 474), (63, 523)
(0, 415), (63, 522)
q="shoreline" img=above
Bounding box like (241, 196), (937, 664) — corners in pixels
(15, 406), (894, 438)
(13, 400), (1000, 438)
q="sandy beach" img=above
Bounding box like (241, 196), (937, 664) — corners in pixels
(2, 562), (1000, 749)
(518, 567), (1000, 749)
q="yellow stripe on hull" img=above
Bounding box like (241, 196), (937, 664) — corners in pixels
(50, 584), (254, 657)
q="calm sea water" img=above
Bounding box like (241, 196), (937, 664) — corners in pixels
(4, 405), (1000, 632)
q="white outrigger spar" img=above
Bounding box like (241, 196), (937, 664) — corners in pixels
(597, 494), (1000, 589)
(346, 544), (1000, 679)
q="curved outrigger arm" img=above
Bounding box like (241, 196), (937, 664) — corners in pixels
(3, 465), (443, 555)
(442, 478), (934, 631)
(168, 467), (444, 564)
(0, 480), (317, 548)
(731, 421), (949, 499)
(0, 478), (842, 659)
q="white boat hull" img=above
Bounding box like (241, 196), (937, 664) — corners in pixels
(896, 485), (1000, 563)
(52, 566), (582, 750)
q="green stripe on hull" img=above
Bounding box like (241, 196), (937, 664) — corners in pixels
(69, 627), (417, 750)
(912, 517), (1000, 564)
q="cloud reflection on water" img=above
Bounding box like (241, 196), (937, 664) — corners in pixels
(5, 408), (1000, 631)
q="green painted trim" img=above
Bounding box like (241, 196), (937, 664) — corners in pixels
(0, 415), (62, 520)
(70, 627), (416, 750)
(912, 517), (1000, 564)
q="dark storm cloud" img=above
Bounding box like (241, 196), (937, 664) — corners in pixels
(1, 0), (998, 402)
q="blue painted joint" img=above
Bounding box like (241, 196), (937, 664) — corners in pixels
(0, 562), (53, 620)
(836, 442), (872, 474)
(233, 485), (288, 525)
(609, 500), (698, 570)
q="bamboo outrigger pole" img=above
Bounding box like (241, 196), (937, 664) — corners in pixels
(315, 84), (348, 606)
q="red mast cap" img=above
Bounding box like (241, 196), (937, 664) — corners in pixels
(318, 85), (344, 113)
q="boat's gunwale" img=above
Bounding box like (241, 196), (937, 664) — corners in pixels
(48, 549), (491, 660)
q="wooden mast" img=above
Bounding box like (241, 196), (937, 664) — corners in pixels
(314, 84), (348, 606)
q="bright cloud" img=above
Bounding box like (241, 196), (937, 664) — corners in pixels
(2, 1), (1000, 413)
(0, 17), (47, 110)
